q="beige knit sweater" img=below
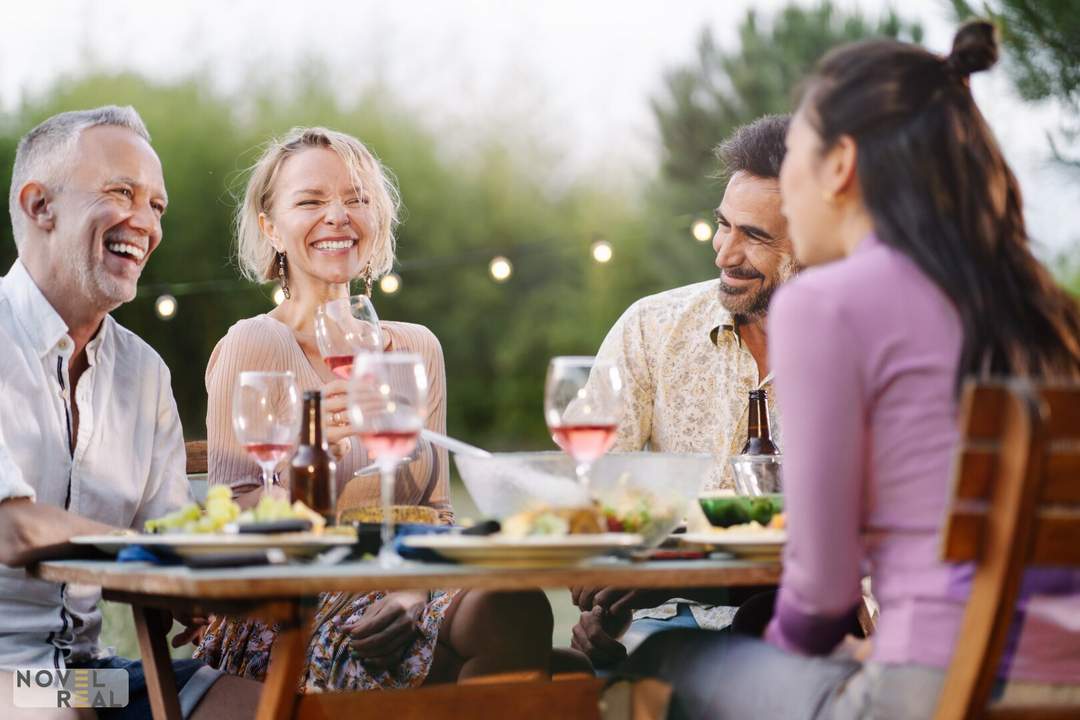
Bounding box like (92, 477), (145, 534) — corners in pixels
(204, 313), (452, 522)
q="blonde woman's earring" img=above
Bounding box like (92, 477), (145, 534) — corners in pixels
(362, 262), (374, 298)
(278, 252), (291, 300)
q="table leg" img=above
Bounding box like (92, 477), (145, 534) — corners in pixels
(256, 601), (311, 720)
(132, 603), (182, 720)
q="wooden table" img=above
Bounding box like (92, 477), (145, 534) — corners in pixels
(33, 557), (781, 720)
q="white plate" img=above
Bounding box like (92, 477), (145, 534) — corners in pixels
(71, 533), (354, 560)
(402, 533), (643, 567)
(677, 530), (786, 560)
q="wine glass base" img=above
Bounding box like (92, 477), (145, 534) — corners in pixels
(377, 545), (405, 568)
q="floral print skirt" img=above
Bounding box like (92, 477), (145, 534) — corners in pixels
(194, 589), (458, 692)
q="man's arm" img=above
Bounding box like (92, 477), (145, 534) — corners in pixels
(0, 497), (116, 566)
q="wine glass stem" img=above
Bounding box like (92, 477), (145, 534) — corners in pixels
(379, 464), (398, 563)
(262, 466), (275, 499)
(575, 461), (592, 496)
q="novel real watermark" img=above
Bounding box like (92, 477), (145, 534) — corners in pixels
(12, 668), (129, 708)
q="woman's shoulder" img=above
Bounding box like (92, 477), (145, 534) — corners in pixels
(208, 314), (296, 374)
(382, 321), (443, 359)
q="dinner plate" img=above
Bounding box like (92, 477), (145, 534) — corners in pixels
(677, 529), (786, 560)
(71, 533), (355, 560)
(401, 533), (643, 567)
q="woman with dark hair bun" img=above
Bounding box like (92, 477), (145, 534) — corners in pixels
(623, 21), (1080, 720)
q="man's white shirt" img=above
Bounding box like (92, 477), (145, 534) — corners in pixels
(0, 259), (191, 669)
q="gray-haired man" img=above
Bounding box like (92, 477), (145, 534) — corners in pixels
(0, 107), (260, 718)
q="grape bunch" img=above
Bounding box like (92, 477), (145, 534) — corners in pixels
(144, 485), (241, 534)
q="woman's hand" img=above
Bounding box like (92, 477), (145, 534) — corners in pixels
(337, 591), (427, 673)
(321, 379), (354, 459)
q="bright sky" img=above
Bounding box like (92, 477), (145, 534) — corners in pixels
(2, 0), (1077, 254)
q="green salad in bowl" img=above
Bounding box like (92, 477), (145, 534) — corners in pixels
(698, 493), (784, 528)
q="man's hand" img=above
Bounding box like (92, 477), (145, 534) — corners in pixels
(336, 592), (427, 673)
(570, 606), (633, 669)
(171, 613), (209, 649)
(570, 586), (663, 614)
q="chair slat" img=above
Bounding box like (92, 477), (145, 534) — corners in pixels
(1041, 389), (1080, 441)
(1043, 448), (1080, 504)
(959, 385), (1007, 440)
(954, 445), (997, 500)
(185, 440), (208, 476)
(1029, 511), (1080, 566)
(942, 508), (985, 563)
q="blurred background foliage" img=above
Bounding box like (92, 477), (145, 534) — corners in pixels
(0, 1), (1076, 453)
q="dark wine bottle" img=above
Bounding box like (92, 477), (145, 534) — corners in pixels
(290, 390), (337, 522)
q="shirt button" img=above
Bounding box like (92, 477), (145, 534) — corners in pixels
(58, 339), (70, 351)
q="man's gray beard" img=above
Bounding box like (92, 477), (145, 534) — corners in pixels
(73, 258), (135, 313)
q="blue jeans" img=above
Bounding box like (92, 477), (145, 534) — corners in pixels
(621, 629), (860, 720)
(620, 603), (702, 655)
(74, 656), (222, 720)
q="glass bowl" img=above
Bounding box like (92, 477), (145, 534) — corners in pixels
(454, 451), (711, 547)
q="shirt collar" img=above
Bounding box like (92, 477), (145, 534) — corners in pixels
(707, 297), (773, 388)
(708, 301), (738, 347)
(2, 260), (71, 358)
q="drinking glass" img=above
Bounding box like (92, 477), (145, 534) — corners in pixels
(315, 295), (383, 379)
(544, 356), (622, 492)
(348, 352), (428, 567)
(232, 371), (303, 497)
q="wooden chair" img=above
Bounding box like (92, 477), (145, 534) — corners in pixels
(935, 380), (1080, 720)
(185, 440), (209, 503)
(185, 440), (208, 475)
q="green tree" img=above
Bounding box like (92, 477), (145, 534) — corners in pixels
(642, 2), (922, 288)
(951, 0), (1080, 165)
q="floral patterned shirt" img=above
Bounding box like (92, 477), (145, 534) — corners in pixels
(593, 279), (782, 629)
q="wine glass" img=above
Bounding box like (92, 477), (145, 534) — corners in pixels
(348, 352), (428, 567)
(544, 356), (622, 492)
(232, 371), (303, 498)
(315, 295), (383, 379)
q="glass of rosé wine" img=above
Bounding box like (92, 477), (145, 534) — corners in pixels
(315, 295), (383, 379)
(544, 356), (623, 493)
(348, 352), (428, 567)
(232, 371), (303, 498)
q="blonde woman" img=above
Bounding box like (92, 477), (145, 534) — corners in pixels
(195, 127), (552, 691)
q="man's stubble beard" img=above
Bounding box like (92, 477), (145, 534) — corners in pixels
(71, 248), (136, 314)
(719, 255), (799, 321)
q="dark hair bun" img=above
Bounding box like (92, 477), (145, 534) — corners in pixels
(947, 20), (999, 77)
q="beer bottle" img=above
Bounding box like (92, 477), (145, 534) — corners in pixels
(740, 389), (780, 455)
(290, 390), (337, 522)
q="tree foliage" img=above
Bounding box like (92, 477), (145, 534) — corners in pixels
(646, 2), (922, 284)
(0, 71), (640, 448)
(951, 1), (1080, 165)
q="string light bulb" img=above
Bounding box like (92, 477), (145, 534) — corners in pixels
(489, 256), (513, 283)
(154, 294), (177, 320)
(691, 219), (713, 242)
(591, 240), (613, 263)
(379, 273), (401, 295)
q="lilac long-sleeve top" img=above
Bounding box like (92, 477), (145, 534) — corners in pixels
(764, 234), (1080, 683)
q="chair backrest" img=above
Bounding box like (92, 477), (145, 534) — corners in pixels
(185, 440), (209, 503)
(935, 380), (1080, 720)
(185, 440), (208, 475)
